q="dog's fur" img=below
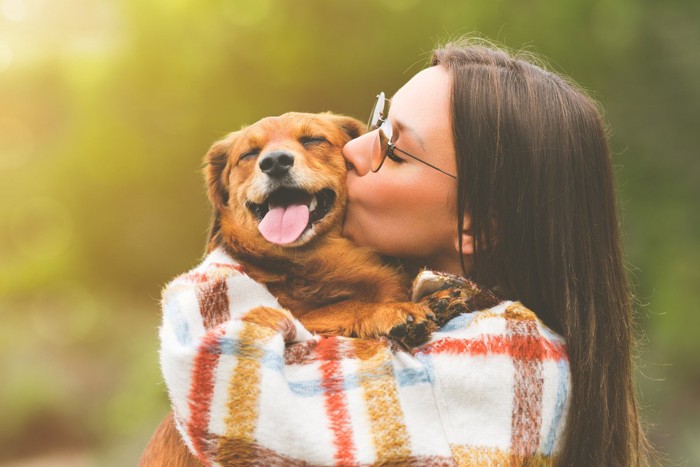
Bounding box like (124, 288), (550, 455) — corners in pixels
(140, 113), (430, 466)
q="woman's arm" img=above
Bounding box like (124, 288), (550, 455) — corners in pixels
(143, 250), (316, 465)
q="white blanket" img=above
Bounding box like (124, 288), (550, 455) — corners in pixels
(159, 248), (570, 466)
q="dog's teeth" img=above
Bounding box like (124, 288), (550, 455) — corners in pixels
(309, 196), (317, 212)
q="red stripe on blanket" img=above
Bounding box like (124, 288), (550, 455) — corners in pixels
(506, 309), (544, 459)
(183, 263), (244, 284)
(183, 272), (209, 284)
(420, 334), (567, 361)
(317, 337), (358, 466)
(187, 328), (225, 466)
(210, 262), (245, 272)
(196, 277), (230, 329)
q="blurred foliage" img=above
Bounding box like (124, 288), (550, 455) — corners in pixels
(0, 0), (698, 464)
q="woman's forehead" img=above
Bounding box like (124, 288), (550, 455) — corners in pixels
(385, 66), (456, 173)
(389, 67), (452, 142)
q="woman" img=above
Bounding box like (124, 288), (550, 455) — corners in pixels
(147, 39), (649, 466)
(343, 40), (651, 465)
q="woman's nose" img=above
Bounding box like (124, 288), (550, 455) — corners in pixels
(342, 131), (376, 176)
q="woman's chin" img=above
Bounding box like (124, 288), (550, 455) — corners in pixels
(340, 218), (364, 245)
(340, 222), (353, 241)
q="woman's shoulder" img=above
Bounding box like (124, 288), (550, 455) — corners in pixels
(420, 300), (568, 363)
(411, 270), (568, 362)
(412, 299), (571, 462)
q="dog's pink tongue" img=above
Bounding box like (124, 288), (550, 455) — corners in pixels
(258, 204), (310, 245)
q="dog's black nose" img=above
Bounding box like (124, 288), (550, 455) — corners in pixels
(259, 151), (294, 178)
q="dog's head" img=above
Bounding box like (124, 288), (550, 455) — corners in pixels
(204, 112), (364, 255)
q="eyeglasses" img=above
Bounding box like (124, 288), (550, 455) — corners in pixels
(367, 92), (457, 179)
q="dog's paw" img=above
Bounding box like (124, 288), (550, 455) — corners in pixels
(423, 285), (500, 327)
(388, 312), (438, 349)
(340, 301), (430, 341)
(389, 285), (502, 348)
(352, 301), (437, 348)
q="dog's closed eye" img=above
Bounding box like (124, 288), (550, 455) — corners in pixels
(299, 136), (329, 147)
(239, 148), (261, 163)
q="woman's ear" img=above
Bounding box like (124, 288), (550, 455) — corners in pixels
(454, 229), (474, 256)
(453, 214), (474, 256)
(203, 132), (238, 211)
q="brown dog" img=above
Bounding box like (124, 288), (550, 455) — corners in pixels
(140, 112), (432, 465)
(204, 112), (430, 336)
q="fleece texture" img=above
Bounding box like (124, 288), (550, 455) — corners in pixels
(159, 248), (570, 466)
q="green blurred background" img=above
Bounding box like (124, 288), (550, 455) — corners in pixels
(1, 0), (698, 465)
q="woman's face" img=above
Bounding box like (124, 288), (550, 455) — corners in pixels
(342, 66), (464, 274)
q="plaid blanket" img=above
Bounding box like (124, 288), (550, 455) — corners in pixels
(159, 248), (570, 466)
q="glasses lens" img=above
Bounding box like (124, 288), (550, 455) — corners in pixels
(370, 131), (383, 172)
(369, 92), (395, 172)
(367, 92), (385, 131)
(371, 119), (393, 172)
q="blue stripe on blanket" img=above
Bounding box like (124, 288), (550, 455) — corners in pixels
(537, 319), (570, 454)
(218, 336), (238, 355)
(413, 353), (435, 384)
(543, 358), (569, 455)
(286, 378), (325, 396)
(163, 294), (191, 345)
(216, 336), (432, 397)
(284, 367), (431, 397)
(397, 367), (431, 386)
(438, 313), (476, 333)
(218, 337), (282, 364)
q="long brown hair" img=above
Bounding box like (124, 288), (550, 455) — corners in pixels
(431, 39), (650, 466)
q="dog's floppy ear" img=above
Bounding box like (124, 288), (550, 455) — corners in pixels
(203, 132), (238, 211)
(323, 113), (366, 141)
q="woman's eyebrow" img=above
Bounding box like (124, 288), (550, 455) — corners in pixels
(393, 118), (427, 151)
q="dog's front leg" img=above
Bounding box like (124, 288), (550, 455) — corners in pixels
(298, 300), (434, 341)
(140, 412), (202, 467)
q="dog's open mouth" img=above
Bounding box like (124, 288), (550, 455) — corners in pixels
(246, 187), (336, 245)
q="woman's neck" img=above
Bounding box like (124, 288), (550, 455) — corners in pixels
(400, 255), (471, 278)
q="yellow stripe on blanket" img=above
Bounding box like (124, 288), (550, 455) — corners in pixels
(451, 444), (555, 467)
(355, 339), (411, 463)
(223, 320), (276, 441)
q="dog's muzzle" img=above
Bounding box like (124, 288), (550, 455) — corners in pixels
(246, 187), (336, 245)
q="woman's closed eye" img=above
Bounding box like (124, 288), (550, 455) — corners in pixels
(386, 147), (405, 163)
